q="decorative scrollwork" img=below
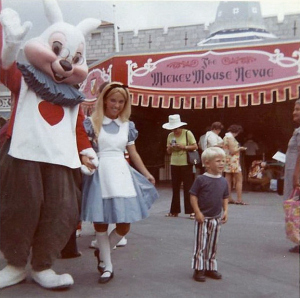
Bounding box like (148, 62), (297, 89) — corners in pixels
(269, 48), (300, 73)
(167, 60), (199, 68)
(100, 65), (112, 82)
(222, 56), (256, 65)
(126, 59), (156, 85)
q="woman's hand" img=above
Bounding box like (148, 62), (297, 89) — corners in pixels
(81, 155), (97, 172)
(147, 174), (156, 185)
(167, 143), (182, 152)
(174, 143), (198, 151)
(166, 144), (173, 154)
(127, 144), (156, 185)
(176, 144), (186, 150)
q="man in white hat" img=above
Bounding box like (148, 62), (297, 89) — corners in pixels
(162, 114), (198, 219)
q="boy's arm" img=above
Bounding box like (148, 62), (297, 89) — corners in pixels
(221, 198), (229, 224)
(190, 194), (205, 223)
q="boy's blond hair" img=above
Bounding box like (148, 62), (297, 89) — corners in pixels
(201, 147), (225, 165)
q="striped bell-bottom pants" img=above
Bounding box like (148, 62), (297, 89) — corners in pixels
(192, 217), (221, 271)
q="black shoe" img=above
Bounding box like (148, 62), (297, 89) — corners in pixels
(193, 270), (206, 282)
(94, 249), (105, 273)
(98, 270), (114, 284)
(289, 245), (300, 253)
(205, 270), (222, 279)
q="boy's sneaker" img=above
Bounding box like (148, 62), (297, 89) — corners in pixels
(205, 270), (222, 279)
(193, 270), (206, 282)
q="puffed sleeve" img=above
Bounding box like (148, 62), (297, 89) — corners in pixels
(128, 121), (138, 145)
(83, 117), (94, 137)
(83, 117), (98, 152)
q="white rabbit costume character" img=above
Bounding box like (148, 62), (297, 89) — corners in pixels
(0, 0), (100, 290)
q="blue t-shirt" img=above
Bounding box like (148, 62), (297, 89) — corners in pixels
(189, 173), (229, 218)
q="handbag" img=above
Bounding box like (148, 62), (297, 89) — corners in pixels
(283, 188), (300, 244)
(186, 131), (200, 165)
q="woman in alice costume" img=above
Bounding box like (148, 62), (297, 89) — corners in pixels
(81, 82), (159, 283)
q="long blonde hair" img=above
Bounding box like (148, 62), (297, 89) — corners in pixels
(91, 81), (131, 137)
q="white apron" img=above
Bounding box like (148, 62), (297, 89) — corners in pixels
(97, 121), (137, 199)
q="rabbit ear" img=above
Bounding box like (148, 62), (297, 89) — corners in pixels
(43, 0), (63, 24)
(77, 18), (101, 36)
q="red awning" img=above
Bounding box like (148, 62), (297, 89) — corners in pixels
(81, 40), (300, 111)
(129, 79), (299, 109)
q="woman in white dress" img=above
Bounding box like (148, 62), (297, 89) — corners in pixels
(81, 82), (158, 283)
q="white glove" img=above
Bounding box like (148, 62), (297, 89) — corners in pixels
(80, 148), (99, 176)
(0, 8), (32, 68)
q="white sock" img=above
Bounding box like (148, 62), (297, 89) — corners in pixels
(109, 229), (123, 250)
(96, 231), (112, 277)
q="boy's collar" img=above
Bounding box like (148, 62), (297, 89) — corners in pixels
(204, 172), (222, 178)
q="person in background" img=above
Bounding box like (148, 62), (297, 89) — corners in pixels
(247, 160), (272, 192)
(198, 126), (211, 152)
(243, 133), (259, 176)
(284, 99), (300, 253)
(223, 124), (248, 205)
(190, 147), (229, 282)
(163, 114), (198, 219)
(81, 82), (158, 283)
(203, 122), (224, 150)
(197, 126), (210, 174)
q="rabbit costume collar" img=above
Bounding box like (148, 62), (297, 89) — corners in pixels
(17, 63), (85, 106)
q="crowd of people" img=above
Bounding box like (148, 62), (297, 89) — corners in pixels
(160, 116), (250, 282)
(161, 108), (299, 282)
(163, 118), (250, 211)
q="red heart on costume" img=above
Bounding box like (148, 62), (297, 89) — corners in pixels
(38, 101), (64, 126)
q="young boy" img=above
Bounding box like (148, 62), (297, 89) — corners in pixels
(189, 147), (229, 282)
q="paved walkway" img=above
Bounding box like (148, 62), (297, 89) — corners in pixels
(0, 183), (299, 298)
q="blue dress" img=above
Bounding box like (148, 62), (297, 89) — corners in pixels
(81, 116), (159, 223)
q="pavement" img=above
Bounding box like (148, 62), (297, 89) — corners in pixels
(0, 182), (299, 298)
